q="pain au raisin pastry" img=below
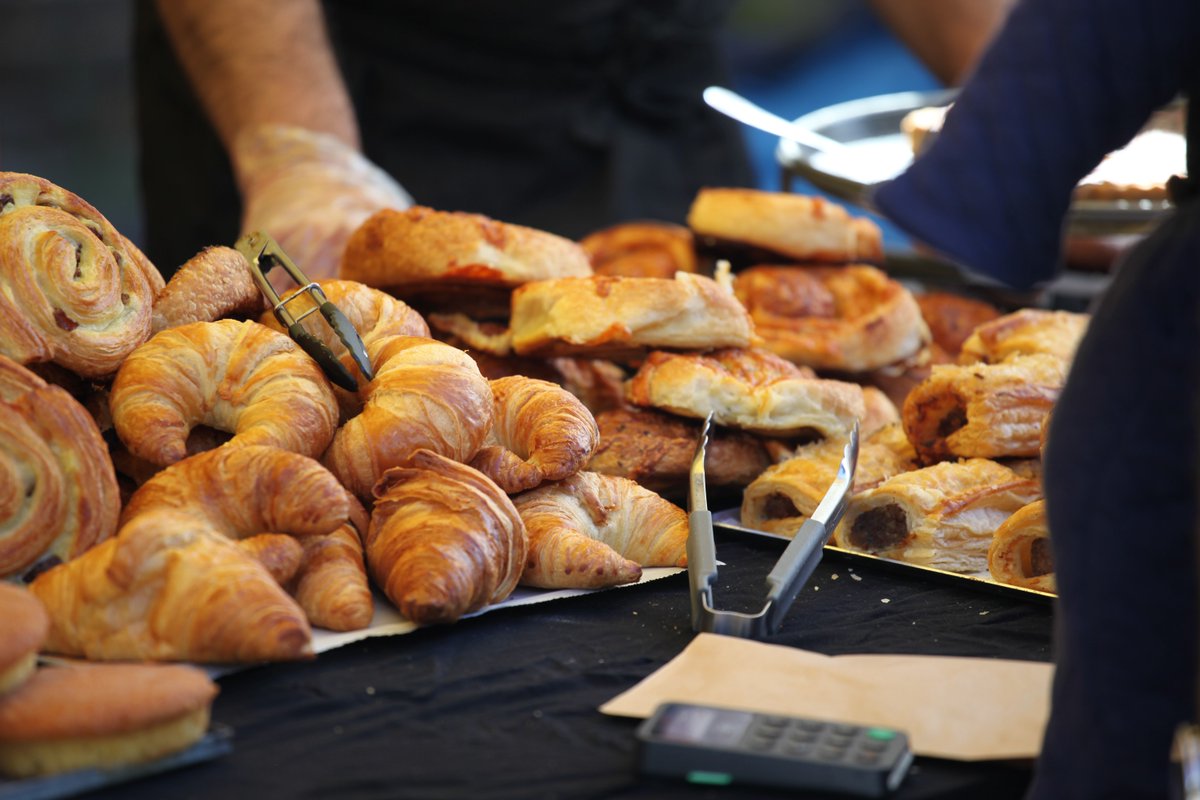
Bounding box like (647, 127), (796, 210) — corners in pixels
(121, 445), (373, 632)
(0, 585), (48, 697)
(958, 308), (1089, 365)
(1, 355), (120, 579)
(834, 458), (1042, 574)
(732, 265), (929, 372)
(579, 220), (698, 278)
(368, 450), (526, 625)
(902, 353), (1068, 462)
(626, 347), (864, 440)
(0, 662), (218, 779)
(109, 319), (339, 467)
(0, 172), (158, 379)
(514, 471), (688, 589)
(741, 423), (918, 536)
(151, 246), (268, 334)
(988, 499), (1055, 592)
(31, 509), (313, 662)
(686, 188), (883, 264)
(508, 273), (756, 360)
(340, 206), (592, 318)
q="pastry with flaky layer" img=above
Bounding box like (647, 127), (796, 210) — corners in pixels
(579, 221), (697, 278)
(988, 499), (1055, 593)
(958, 308), (1089, 365)
(902, 353), (1067, 462)
(625, 347), (864, 439)
(686, 188), (884, 263)
(30, 510), (313, 662)
(834, 458), (1043, 574)
(0, 585), (48, 697)
(0, 172), (157, 379)
(0, 355), (120, 579)
(368, 450), (526, 625)
(732, 265), (929, 372)
(514, 471), (688, 589)
(508, 272), (755, 360)
(151, 246), (268, 334)
(0, 662), (218, 778)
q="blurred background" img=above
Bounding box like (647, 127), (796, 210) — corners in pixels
(0, 0), (937, 253)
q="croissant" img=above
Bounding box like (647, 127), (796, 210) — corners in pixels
(579, 221), (697, 278)
(0, 356), (120, 579)
(237, 533), (305, 586)
(121, 445), (373, 631)
(0, 172), (156, 378)
(367, 450), (526, 625)
(469, 376), (600, 494)
(151, 246), (268, 334)
(30, 509), (313, 662)
(109, 319), (339, 466)
(324, 335), (494, 502)
(988, 499), (1055, 592)
(514, 471), (688, 589)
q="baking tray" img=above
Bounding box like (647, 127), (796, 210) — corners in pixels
(0, 724), (233, 800)
(712, 508), (1055, 604)
(775, 88), (1177, 238)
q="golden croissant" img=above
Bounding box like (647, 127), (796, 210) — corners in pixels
(109, 319), (339, 466)
(30, 509), (313, 663)
(514, 471), (688, 589)
(368, 450), (526, 625)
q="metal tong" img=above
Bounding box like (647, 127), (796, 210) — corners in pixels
(235, 231), (373, 392)
(686, 414), (859, 638)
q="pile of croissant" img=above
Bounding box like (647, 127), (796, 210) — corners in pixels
(0, 171), (691, 666)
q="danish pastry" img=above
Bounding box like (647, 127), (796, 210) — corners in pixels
(579, 221), (697, 278)
(988, 499), (1055, 592)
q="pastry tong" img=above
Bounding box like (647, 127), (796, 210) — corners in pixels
(235, 231), (373, 392)
(687, 414), (859, 638)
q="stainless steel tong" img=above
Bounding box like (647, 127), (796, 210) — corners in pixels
(235, 231), (373, 392)
(687, 414), (859, 638)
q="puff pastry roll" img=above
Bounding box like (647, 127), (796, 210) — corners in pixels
(0, 172), (155, 378)
(109, 319), (339, 466)
(625, 347), (864, 439)
(732, 265), (930, 372)
(579, 221), (697, 278)
(958, 308), (1089, 365)
(514, 471), (688, 589)
(508, 273), (755, 360)
(901, 353), (1067, 462)
(151, 246), (267, 334)
(988, 499), (1054, 592)
(740, 423), (918, 537)
(834, 458), (1043, 574)
(368, 450), (526, 625)
(30, 510), (313, 663)
(0, 356), (120, 579)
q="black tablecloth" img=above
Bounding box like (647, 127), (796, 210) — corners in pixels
(94, 531), (1054, 800)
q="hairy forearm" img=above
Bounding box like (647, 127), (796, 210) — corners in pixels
(155, 0), (359, 150)
(869, 0), (1018, 85)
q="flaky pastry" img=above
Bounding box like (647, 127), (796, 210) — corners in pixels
(958, 308), (1089, 365)
(579, 220), (697, 278)
(151, 246), (268, 334)
(988, 499), (1055, 593)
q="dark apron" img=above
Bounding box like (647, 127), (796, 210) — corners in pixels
(134, 0), (753, 277)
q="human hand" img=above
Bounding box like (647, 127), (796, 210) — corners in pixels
(232, 124), (411, 284)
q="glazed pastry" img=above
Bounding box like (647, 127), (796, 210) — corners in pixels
(514, 471), (688, 589)
(902, 353), (1067, 461)
(686, 188), (884, 263)
(958, 308), (1089, 365)
(109, 319), (339, 466)
(914, 291), (1001, 357)
(0, 663), (218, 778)
(508, 273), (756, 360)
(625, 347), (864, 439)
(151, 246), (268, 334)
(740, 423), (918, 537)
(121, 445), (374, 632)
(0, 355), (120, 579)
(469, 376), (600, 494)
(834, 458), (1043, 574)
(732, 265), (930, 372)
(340, 206), (592, 317)
(367, 450), (526, 625)
(30, 509), (314, 662)
(579, 221), (697, 278)
(988, 499), (1055, 592)
(0, 172), (155, 378)
(324, 334), (494, 502)
(0, 585), (48, 697)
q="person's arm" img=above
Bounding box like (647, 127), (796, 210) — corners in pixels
(868, 0), (1017, 85)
